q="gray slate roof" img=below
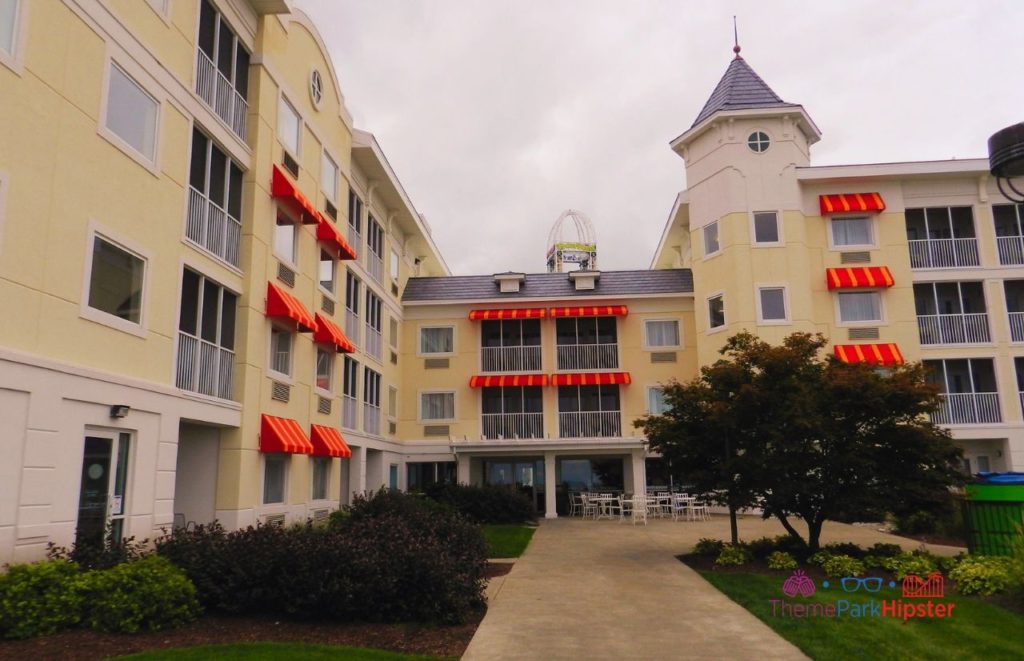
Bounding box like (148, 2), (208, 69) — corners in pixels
(402, 269), (693, 303)
(692, 56), (800, 128)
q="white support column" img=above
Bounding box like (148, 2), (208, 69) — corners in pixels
(631, 449), (646, 495)
(349, 446), (367, 499)
(544, 452), (557, 519)
(456, 453), (471, 484)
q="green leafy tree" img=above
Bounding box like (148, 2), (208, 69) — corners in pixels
(637, 332), (964, 551)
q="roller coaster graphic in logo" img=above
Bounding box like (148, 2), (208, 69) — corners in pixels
(902, 572), (944, 598)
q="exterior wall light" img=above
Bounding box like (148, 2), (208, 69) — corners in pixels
(109, 404), (130, 419)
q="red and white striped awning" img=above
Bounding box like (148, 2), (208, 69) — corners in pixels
(309, 424), (352, 458)
(468, 308), (546, 321)
(826, 267), (894, 290)
(313, 313), (355, 353)
(260, 414), (314, 454)
(469, 374), (549, 388)
(266, 282), (317, 332)
(819, 192), (886, 215)
(549, 305), (628, 318)
(550, 372), (631, 386)
(833, 344), (904, 366)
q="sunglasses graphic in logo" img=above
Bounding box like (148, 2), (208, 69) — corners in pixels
(840, 577), (884, 593)
(782, 569), (816, 597)
(902, 572), (944, 598)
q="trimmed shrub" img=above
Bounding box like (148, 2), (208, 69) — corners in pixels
(423, 483), (535, 524)
(950, 556), (1016, 596)
(772, 535), (813, 562)
(821, 555), (865, 578)
(0, 560), (86, 639)
(822, 542), (866, 559)
(694, 538), (726, 557)
(714, 545), (749, 567)
(745, 537), (779, 561)
(767, 551), (798, 571)
(46, 527), (148, 570)
(808, 551), (832, 567)
(80, 556), (200, 633)
(863, 555), (886, 570)
(868, 542), (903, 558)
(938, 553), (967, 574)
(882, 552), (938, 580)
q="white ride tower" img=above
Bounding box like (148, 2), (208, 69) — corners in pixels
(546, 209), (598, 273)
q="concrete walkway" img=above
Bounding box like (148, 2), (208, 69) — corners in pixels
(464, 515), (965, 661)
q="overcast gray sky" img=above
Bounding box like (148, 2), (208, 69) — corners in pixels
(295, 0), (1024, 276)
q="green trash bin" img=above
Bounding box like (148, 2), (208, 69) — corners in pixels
(963, 474), (1024, 556)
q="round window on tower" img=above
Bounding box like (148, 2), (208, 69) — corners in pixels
(309, 69), (323, 109)
(747, 131), (770, 153)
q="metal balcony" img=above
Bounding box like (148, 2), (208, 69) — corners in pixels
(481, 346), (542, 372)
(175, 332), (234, 400)
(186, 187), (241, 267)
(481, 412), (544, 439)
(556, 343), (618, 370)
(931, 393), (1001, 425)
(557, 411), (622, 438)
(916, 313), (990, 345)
(908, 238), (980, 269)
(195, 50), (247, 141)
(997, 235), (1024, 266)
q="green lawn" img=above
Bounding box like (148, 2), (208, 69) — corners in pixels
(698, 570), (1024, 660)
(482, 524), (536, 558)
(117, 642), (445, 660)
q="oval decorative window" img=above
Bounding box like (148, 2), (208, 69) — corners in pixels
(310, 69), (323, 108)
(747, 131), (770, 153)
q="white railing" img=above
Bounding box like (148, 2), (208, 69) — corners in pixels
(481, 346), (542, 372)
(175, 332), (234, 400)
(931, 392), (1001, 425)
(916, 313), (990, 345)
(363, 403), (381, 436)
(195, 50), (247, 140)
(348, 226), (361, 256)
(186, 186), (241, 267)
(344, 310), (361, 349)
(482, 412), (544, 439)
(558, 411), (622, 438)
(342, 395), (358, 430)
(367, 253), (383, 284)
(1009, 312), (1024, 342)
(365, 325), (383, 361)
(556, 343), (619, 370)
(997, 236), (1024, 266)
(907, 238), (980, 269)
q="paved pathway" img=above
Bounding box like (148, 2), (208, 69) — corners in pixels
(464, 515), (965, 661)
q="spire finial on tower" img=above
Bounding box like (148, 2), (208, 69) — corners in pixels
(732, 16), (741, 58)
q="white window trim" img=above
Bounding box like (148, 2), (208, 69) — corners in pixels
(0, 0), (27, 74)
(706, 291), (726, 333)
(702, 220), (721, 259)
(388, 385), (399, 422)
(750, 210), (784, 247)
(391, 248), (401, 284)
(145, 0), (172, 23)
(273, 211), (300, 268)
(835, 290), (886, 327)
(642, 318), (682, 350)
(417, 324), (456, 357)
(418, 390), (456, 423)
(755, 283), (791, 325)
(320, 148), (338, 204)
(315, 347), (334, 396)
(267, 323), (295, 382)
(261, 453), (289, 506)
(827, 215), (878, 251)
(317, 248), (337, 300)
(97, 57), (162, 176)
(278, 93), (302, 160)
(79, 222), (150, 338)
(310, 456), (331, 502)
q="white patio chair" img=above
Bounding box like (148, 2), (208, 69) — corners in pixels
(568, 492), (583, 517)
(631, 494), (648, 526)
(670, 494), (689, 521)
(580, 493), (598, 519)
(689, 500), (710, 521)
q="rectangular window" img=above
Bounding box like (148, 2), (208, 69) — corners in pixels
(752, 211), (780, 244)
(831, 217), (873, 247)
(343, 356), (359, 398)
(421, 392), (455, 421)
(263, 454), (286, 504)
(274, 212), (297, 265)
(177, 269), (237, 398)
(367, 216), (384, 257)
(345, 271), (360, 314)
(366, 291), (383, 331)
(708, 295), (725, 329)
(758, 287), (787, 322)
(316, 347), (333, 392)
(363, 367), (381, 406)
(1, 0), (20, 56)
(319, 249), (335, 294)
(189, 127), (244, 220)
(347, 190), (363, 235)
(106, 63), (159, 161)
(644, 320), (680, 348)
(647, 387), (670, 415)
(321, 152), (338, 201)
(88, 236), (145, 324)
(703, 221), (720, 256)
(278, 97), (300, 156)
(391, 249), (401, 282)
(311, 456), (329, 500)
(838, 291), (882, 323)
(420, 326), (454, 354)
(270, 326), (292, 375)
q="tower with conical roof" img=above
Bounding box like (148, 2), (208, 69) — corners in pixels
(669, 43), (823, 365)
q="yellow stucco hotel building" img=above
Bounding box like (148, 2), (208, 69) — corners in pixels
(1, 1), (1022, 564)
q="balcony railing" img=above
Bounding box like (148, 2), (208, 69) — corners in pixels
(175, 332), (234, 400)
(481, 412), (544, 439)
(344, 310), (361, 349)
(348, 226), (361, 256)
(482, 346), (542, 372)
(1010, 312), (1024, 342)
(997, 236), (1024, 266)
(363, 403), (381, 436)
(195, 50), (247, 141)
(917, 313), (990, 345)
(931, 392), (1001, 425)
(556, 343), (619, 370)
(908, 238), (980, 269)
(365, 326), (383, 361)
(186, 186), (241, 267)
(342, 395), (358, 430)
(558, 411), (622, 438)
(367, 253), (383, 284)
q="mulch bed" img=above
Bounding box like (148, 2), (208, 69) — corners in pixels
(0, 562), (513, 660)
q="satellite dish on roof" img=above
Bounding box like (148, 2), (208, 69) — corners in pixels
(546, 209), (597, 273)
